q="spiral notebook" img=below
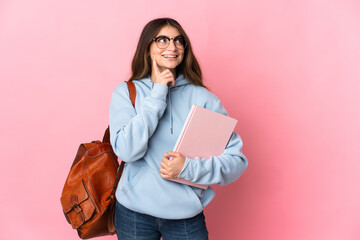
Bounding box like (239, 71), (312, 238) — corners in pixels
(169, 105), (238, 189)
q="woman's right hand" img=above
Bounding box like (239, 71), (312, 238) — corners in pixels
(152, 56), (175, 87)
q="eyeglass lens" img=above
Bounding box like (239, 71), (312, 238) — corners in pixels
(155, 36), (186, 49)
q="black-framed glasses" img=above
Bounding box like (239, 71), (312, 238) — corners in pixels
(153, 36), (187, 50)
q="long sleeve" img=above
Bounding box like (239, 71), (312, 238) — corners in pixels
(177, 98), (248, 186)
(109, 82), (168, 162)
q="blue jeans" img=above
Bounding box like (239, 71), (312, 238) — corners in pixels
(114, 201), (209, 240)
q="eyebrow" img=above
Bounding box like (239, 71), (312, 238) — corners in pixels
(156, 34), (183, 38)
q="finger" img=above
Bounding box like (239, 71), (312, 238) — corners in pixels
(160, 172), (171, 179)
(160, 72), (175, 80)
(160, 69), (174, 77)
(160, 167), (168, 175)
(163, 157), (174, 167)
(165, 78), (175, 87)
(166, 151), (179, 157)
(152, 55), (160, 75)
(160, 168), (172, 179)
(163, 152), (172, 158)
(160, 159), (169, 169)
(163, 154), (174, 161)
(162, 156), (171, 162)
(163, 75), (175, 81)
(163, 154), (175, 161)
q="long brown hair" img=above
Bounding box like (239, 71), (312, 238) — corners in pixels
(129, 18), (206, 88)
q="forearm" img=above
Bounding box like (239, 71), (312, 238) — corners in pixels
(109, 82), (168, 162)
(178, 132), (248, 185)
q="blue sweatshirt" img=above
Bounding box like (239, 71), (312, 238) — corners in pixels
(109, 74), (248, 219)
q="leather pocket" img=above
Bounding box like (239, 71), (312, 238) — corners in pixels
(61, 180), (96, 229)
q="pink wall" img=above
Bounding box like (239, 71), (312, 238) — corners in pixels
(1, 0), (359, 239)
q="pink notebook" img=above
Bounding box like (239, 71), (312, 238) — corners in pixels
(170, 105), (238, 189)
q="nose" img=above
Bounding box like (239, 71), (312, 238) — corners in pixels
(167, 39), (176, 50)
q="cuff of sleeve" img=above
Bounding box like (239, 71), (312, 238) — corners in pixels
(151, 83), (168, 100)
(177, 157), (191, 179)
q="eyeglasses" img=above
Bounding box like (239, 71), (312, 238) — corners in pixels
(153, 36), (187, 50)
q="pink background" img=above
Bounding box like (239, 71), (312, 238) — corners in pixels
(1, 0), (359, 239)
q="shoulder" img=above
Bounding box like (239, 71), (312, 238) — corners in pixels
(113, 81), (131, 97)
(110, 82), (133, 106)
(114, 81), (128, 92)
(189, 84), (220, 106)
(186, 84), (229, 115)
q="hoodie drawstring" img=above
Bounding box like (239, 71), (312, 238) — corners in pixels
(168, 86), (173, 134)
(150, 75), (187, 135)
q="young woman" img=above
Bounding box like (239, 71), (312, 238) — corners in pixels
(109, 17), (248, 240)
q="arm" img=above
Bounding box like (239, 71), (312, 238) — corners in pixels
(109, 82), (168, 162)
(177, 98), (248, 186)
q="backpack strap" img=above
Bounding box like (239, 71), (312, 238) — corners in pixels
(127, 81), (136, 108)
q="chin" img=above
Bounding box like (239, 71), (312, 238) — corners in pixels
(161, 63), (180, 70)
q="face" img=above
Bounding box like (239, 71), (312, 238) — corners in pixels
(149, 25), (185, 72)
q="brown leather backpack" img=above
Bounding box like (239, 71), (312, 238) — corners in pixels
(60, 81), (136, 239)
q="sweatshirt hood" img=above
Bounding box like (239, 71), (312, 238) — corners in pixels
(141, 74), (190, 134)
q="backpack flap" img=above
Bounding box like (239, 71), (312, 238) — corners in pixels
(61, 179), (96, 229)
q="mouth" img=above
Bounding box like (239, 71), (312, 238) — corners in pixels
(162, 54), (178, 59)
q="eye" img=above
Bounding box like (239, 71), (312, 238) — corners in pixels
(174, 37), (185, 45)
(156, 37), (168, 43)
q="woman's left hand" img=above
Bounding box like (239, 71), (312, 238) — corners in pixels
(160, 151), (186, 179)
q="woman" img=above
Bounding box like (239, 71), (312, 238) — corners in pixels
(109, 17), (248, 240)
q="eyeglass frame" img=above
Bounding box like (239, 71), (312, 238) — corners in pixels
(152, 35), (187, 50)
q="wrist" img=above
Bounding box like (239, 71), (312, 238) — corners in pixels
(177, 157), (191, 179)
(151, 83), (168, 100)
